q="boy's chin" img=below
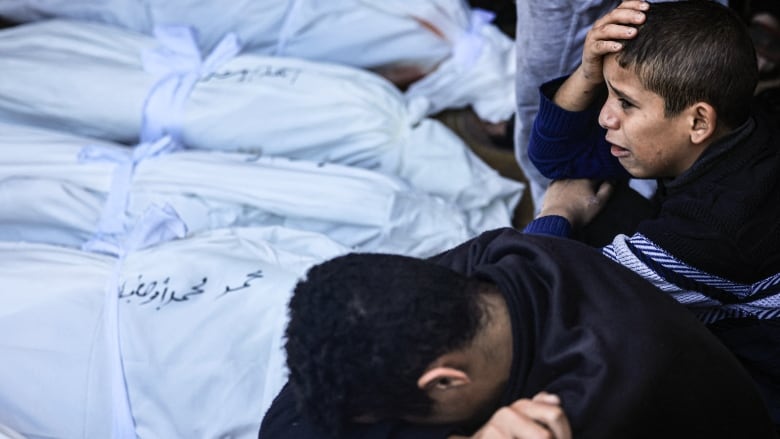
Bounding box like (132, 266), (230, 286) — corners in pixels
(619, 161), (652, 179)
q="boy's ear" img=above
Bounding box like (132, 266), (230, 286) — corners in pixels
(689, 102), (718, 145)
(417, 367), (471, 393)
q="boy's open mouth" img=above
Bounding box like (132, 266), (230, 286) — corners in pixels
(610, 144), (630, 158)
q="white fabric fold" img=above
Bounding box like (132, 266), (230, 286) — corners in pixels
(404, 7), (516, 123)
(273, 0), (303, 56)
(0, 19), (523, 218)
(0, 0), (514, 121)
(452, 8), (495, 68)
(0, 226), (348, 438)
(0, 121), (474, 257)
(141, 27), (240, 143)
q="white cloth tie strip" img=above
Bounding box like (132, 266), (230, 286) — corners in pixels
(141, 27), (241, 144)
(78, 136), (180, 239)
(102, 205), (188, 439)
(0, 121), (475, 256)
(0, 1), (516, 122)
(0, 19), (522, 218)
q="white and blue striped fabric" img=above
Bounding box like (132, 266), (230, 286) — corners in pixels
(606, 233), (780, 324)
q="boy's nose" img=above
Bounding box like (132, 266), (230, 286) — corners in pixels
(598, 103), (619, 130)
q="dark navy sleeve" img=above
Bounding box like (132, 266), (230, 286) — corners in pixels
(259, 383), (456, 439)
(528, 76), (630, 180)
(522, 215), (572, 237)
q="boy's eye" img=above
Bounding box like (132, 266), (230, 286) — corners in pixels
(619, 98), (634, 110)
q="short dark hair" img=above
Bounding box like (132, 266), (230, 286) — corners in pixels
(285, 253), (487, 435)
(617, 1), (758, 128)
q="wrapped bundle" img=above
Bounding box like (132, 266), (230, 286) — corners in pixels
(0, 225), (348, 439)
(0, 0), (515, 122)
(0, 122), (478, 257)
(0, 19), (522, 216)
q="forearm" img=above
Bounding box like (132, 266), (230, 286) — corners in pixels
(528, 78), (626, 180)
(552, 65), (606, 112)
(528, 1), (648, 180)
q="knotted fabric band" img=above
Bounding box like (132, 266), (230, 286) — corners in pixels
(141, 26), (241, 144)
(78, 136), (180, 254)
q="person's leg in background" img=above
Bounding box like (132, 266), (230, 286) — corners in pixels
(514, 0), (620, 213)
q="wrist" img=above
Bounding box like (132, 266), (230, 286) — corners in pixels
(538, 207), (574, 224)
(552, 67), (604, 112)
(573, 64), (604, 90)
(524, 215), (573, 237)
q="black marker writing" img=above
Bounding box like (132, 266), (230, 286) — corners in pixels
(220, 269), (264, 297)
(202, 66), (303, 85)
(119, 269), (264, 310)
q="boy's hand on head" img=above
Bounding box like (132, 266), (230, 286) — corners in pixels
(552, 1), (646, 111)
(451, 392), (571, 439)
(578, 0), (648, 86)
(538, 179), (614, 229)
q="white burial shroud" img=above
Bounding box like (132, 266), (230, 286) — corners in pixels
(0, 226), (349, 439)
(0, 0), (516, 122)
(0, 122), (476, 257)
(0, 19), (522, 218)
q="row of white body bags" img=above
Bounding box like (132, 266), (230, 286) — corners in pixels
(0, 0), (516, 122)
(0, 121), (479, 257)
(0, 19), (523, 219)
(0, 225), (349, 439)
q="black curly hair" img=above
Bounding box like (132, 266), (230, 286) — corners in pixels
(284, 252), (487, 436)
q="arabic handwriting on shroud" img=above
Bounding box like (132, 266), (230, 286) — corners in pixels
(119, 269), (264, 310)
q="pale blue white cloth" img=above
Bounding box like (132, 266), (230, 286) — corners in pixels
(140, 27), (240, 144)
(0, 226), (348, 438)
(0, 0), (515, 122)
(0, 121), (479, 257)
(0, 19), (523, 217)
(78, 136), (180, 250)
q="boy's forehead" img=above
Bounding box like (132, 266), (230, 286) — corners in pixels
(603, 55), (658, 101)
(604, 55), (638, 85)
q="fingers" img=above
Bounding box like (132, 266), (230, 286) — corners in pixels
(532, 391), (561, 406)
(616, 0), (650, 12)
(583, 180), (613, 223)
(470, 394), (571, 439)
(600, 1), (648, 33)
(472, 396), (571, 439)
(579, 1), (647, 83)
(594, 180), (615, 205)
(589, 2), (647, 42)
(538, 179), (615, 228)
(588, 4), (646, 50)
(510, 397), (571, 439)
(474, 405), (557, 439)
